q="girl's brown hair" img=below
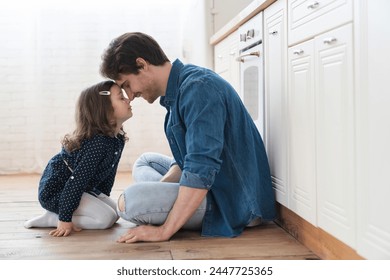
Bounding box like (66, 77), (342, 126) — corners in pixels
(62, 80), (127, 152)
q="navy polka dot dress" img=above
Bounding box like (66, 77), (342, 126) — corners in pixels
(38, 134), (125, 222)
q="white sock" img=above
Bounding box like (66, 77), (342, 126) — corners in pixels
(24, 211), (58, 228)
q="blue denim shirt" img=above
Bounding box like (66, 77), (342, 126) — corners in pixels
(160, 59), (276, 237)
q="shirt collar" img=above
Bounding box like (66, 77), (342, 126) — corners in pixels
(160, 59), (184, 108)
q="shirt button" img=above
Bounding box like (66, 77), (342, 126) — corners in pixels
(70, 176), (74, 179)
(115, 152), (118, 155)
(112, 164), (115, 168)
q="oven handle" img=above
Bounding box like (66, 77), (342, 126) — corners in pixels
(236, 51), (260, 63)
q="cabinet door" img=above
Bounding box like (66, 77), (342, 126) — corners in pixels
(288, 39), (317, 225)
(214, 31), (240, 92)
(264, 0), (288, 206)
(214, 37), (230, 78)
(315, 23), (355, 247)
(228, 31), (240, 93)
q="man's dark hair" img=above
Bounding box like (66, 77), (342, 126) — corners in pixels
(100, 32), (170, 80)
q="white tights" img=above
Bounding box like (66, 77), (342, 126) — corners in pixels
(24, 193), (119, 230)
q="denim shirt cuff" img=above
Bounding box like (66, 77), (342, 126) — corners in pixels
(179, 170), (212, 190)
(169, 159), (177, 168)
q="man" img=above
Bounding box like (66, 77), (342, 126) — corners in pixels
(100, 32), (276, 243)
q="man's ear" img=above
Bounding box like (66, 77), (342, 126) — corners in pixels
(136, 58), (148, 70)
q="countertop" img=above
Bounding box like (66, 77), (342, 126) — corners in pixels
(210, 0), (277, 45)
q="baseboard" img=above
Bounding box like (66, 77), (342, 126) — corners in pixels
(275, 203), (364, 260)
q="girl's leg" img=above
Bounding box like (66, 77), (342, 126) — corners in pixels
(24, 193), (118, 229)
(24, 211), (58, 228)
(97, 193), (117, 212)
(117, 182), (206, 230)
(132, 152), (173, 182)
(95, 192), (119, 220)
(72, 193), (119, 229)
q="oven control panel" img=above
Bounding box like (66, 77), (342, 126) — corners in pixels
(238, 12), (263, 53)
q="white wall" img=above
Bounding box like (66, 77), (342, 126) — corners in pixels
(181, 0), (214, 69)
(212, 0), (253, 32)
(0, 0), (195, 174)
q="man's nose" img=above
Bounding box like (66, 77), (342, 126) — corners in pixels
(125, 90), (135, 101)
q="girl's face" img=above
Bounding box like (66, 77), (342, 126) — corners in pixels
(109, 84), (132, 125)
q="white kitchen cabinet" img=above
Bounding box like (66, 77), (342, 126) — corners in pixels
(264, 0), (289, 207)
(355, 0), (390, 259)
(288, 23), (355, 244)
(211, 0), (389, 259)
(286, 0), (355, 249)
(315, 23), (355, 247)
(287, 39), (317, 225)
(288, 0), (353, 46)
(285, 0), (390, 258)
(214, 30), (240, 92)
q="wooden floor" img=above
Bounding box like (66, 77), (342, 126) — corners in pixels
(0, 172), (319, 260)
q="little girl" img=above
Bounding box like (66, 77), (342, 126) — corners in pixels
(24, 80), (132, 237)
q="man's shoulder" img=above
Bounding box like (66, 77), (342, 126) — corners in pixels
(180, 63), (219, 86)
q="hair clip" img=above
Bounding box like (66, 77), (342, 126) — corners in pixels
(99, 91), (111, 96)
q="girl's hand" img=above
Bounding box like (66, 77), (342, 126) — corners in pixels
(49, 221), (82, 237)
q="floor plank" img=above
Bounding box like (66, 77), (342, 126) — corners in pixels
(0, 172), (319, 260)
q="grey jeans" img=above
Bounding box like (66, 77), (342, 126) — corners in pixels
(118, 152), (207, 230)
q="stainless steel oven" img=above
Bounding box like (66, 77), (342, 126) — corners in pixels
(237, 12), (265, 139)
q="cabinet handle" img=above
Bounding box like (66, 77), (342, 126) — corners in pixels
(236, 51), (260, 63)
(293, 49), (304, 55)
(307, 1), (319, 9)
(323, 37), (337, 44)
(269, 30), (278, 35)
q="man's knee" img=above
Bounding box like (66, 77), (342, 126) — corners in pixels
(117, 188), (145, 225)
(134, 152), (151, 165)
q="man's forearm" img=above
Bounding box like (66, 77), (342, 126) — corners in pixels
(160, 164), (182, 183)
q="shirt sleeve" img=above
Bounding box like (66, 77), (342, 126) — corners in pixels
(58, 137), (108, 222)
(96, 140), (125, 196)
(178, 77), (225, 190)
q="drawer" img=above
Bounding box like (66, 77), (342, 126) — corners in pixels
(288, 0), (353, 46)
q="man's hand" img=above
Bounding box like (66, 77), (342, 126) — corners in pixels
(117, 225), (169, 243)
(49, 221), (82, 237)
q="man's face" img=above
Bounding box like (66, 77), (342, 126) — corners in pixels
(116, 70), (161, 104)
